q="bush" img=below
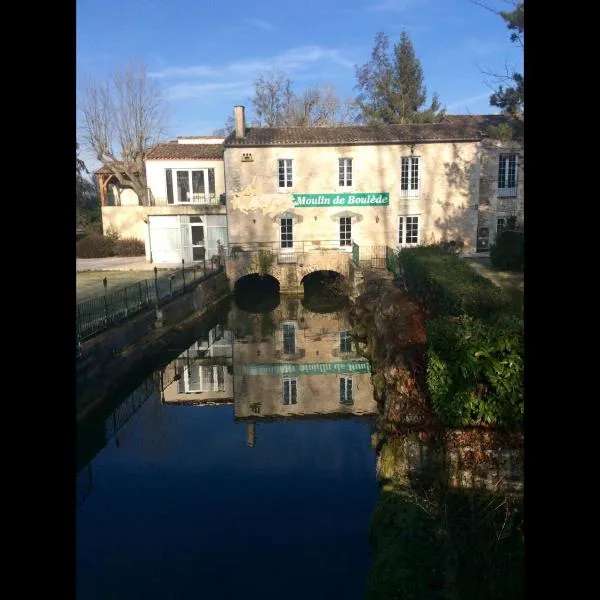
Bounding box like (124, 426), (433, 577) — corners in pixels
(76, 234), (116, 258)
(490, 230), (524, 271)
(114, 237), (145, 256)
(426, 315), (523, 427)
(398, 245), (512, 322)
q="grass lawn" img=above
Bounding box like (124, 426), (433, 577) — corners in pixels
(464, 256), (523, 315)
(76, 270), (176, 302)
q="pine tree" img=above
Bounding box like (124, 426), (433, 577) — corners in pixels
(355, 31), (444, 124)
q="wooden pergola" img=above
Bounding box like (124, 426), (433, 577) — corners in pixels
(94, 163), (140, 206)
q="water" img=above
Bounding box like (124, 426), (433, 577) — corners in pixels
(76, 294), (379, 600)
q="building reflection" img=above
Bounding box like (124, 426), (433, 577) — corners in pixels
(160, 323), (235, 405)
(228, 300), (377, 429)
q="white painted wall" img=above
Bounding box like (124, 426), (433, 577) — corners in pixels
(145, 159), (225, 204)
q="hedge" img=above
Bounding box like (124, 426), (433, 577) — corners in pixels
(397, 245), (523, 427)
(490, 230), (524, 271)
(76, 234), (145, 258)
(399, 245), (513, 322)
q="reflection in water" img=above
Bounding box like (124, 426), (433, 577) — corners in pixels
(77, 291), (524, 599)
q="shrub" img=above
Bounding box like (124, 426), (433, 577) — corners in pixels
(426, 315), (523, 427)
(398, 245), (512, 322)
(76, 234), (116, 258)
(114, 237), (145, 256)
(490, 230), (524, 271)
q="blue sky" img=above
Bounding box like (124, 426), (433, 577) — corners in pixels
(76, 0), (522, 167)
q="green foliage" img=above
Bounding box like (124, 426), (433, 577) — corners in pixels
(398, 245), (512, 322)
(76, 234), (116, 258)
(114, 237), (145, 256)
(355, 31), (445, 125)
(489, 3), (524, 118)
(258, 250), (275, 276)
(76, 143), (101, 231)
(398, 245), (523, 428)
(490, 230), (524, 272)
(426, 315), (524, 427)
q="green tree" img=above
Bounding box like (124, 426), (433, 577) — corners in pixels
(490, 2), (524, 117)
(355, 31), (444, 125)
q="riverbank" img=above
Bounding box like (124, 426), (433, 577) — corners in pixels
(350, 270), (524, 599)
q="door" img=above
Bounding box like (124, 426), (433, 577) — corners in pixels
(149, 215), (182, 263)
(190, 216), (206, 262)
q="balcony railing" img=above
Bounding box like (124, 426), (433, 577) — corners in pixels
(142, 190), (226, 207)
(497, 186), (517, 198)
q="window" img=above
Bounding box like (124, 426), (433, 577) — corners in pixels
(399, 215), (419, 246)
(282, 378), (298, 405)
(282, 322), (296, 355)
(340, 377), (353, 405)
(400, 157), (420, 197)
(165, 168), (216, 204)
(339, 158), (353, 187)
(340, 331), (352, 353)
(497, 218), (506, 234)
(278, 159), (293, 188)
(498, 154), (517, 197)
(181, 364), (225, 392)
(280, 217), (293, 249)
(340, 217), (352, 247)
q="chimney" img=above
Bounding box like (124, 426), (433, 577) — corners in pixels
(234, 105), (245, 140)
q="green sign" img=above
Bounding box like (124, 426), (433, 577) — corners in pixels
(243, 361), (371, 376)
(292, 193), (389, 207)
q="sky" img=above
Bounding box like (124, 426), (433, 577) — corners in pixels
(76, 0), (522, 169)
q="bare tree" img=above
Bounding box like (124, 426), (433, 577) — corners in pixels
(79, 64), (167, 204)
(251, 70), (357, 126)
(212, 114), (235, 136)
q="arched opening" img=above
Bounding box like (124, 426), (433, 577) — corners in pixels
(301, 270), (349, 313)
(234, 273), (280, 313)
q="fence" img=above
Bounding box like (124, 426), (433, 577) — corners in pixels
(351, 244), (400, 273)
(76, 260), (223, 344)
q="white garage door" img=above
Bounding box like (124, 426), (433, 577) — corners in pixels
(149, 215), (182, 263)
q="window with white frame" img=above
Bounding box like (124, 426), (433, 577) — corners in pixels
(280, 217), (293, 249)
(399, 215), (419, 246)
(339, 158), (353, 187)
(497, 154), (517, 197)
(282, 322), (296, 355)
(282, 378), (298, 405)
(400, 157), (420, 197)
(340, 331), (352, 353)
(278, 159), (293, 188)
(165, 168), (216, 204)
(180, 364), (225, 393)
(340, 377), (353, 405)
(340, 217), (352, 247)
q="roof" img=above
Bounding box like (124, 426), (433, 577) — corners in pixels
(94, 162), (141, 175)
(146, 142), (223, 160)
(223, 115), (513, 148)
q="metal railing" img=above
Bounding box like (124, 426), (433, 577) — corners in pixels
(76, 259), (224, 344)
(142, 189), (226, 207)
(351, 244), (400, 273)
(226, 240), (352, 259)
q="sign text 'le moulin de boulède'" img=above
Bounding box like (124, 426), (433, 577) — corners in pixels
(292, 193), (389, 207)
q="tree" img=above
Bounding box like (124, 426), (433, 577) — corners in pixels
(212, 114), (235, 136)
(250, 70), (357, 127)
(355, 31), (444, 125)
(79, 64), (167, 205)
(76, 143), (101, 232)
(489, 2), (523, 118)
